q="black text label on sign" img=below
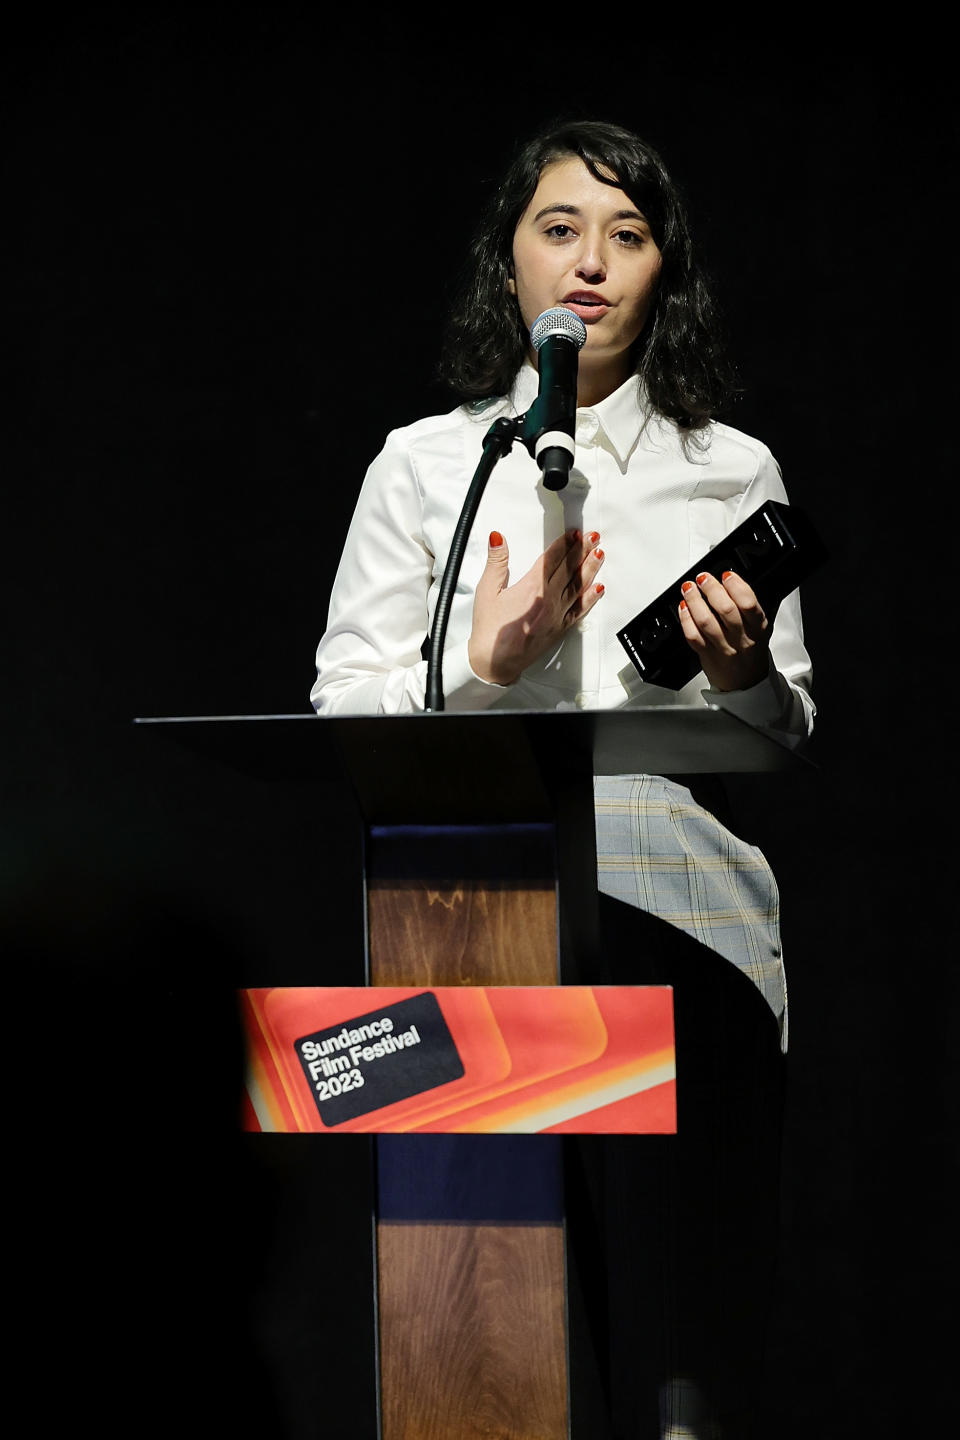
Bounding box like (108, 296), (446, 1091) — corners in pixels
(295, 992), (465, 1127)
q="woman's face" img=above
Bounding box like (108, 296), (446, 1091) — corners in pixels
(509, 155), (662, 404)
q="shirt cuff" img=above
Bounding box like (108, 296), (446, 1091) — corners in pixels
(700, 656), (793, 730)
(437, 638), (512, 712)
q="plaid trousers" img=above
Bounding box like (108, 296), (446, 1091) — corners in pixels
(595, 774), (787, 1051)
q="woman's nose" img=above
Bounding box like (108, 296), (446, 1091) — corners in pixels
(575, 241), (606, 283)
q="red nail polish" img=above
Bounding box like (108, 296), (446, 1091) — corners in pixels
(595, 583), (605, 596)
(594, 548), (604, 560)
(681, 581), (695, 594)
(588, 531), (600, 544)
(679, 599), (687, 611)
(489, 531), (503, 547)
(722, 570), (734, 580)
(696, 572), (708, 585)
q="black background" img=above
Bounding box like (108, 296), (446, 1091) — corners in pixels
(4, 13), (955, 1437)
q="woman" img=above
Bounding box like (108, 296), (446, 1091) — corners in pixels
(311, 119), (814, 1053)
(312, 118), (813, 1437)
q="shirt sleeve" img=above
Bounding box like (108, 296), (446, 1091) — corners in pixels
(310, 427), (509, 716)
(698, 442), (816, 748)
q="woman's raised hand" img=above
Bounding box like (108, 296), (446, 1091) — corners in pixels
(678, 569), (772, 692)
(467, 529), (605, 687)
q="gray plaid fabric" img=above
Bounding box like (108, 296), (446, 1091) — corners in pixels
(595, 774), (787, 1051)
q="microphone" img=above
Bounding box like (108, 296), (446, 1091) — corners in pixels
(520, 307), (587, 491)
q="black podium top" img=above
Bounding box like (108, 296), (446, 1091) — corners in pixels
(135, 708), (809, 825)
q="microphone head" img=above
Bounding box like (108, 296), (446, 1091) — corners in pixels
(530, 307), (588, 353)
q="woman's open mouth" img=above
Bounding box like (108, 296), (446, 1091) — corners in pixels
(562, 292), (611, 321)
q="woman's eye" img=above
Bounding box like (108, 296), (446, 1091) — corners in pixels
(614, 230), (643, 246)
(545, 224), (575, 239)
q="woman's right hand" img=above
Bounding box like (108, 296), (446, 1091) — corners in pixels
(467, 529), (605, 686)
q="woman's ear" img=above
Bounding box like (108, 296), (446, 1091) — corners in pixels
(506, 261), (516, 296)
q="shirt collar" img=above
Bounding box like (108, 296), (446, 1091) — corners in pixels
(508, 363), (649, 465)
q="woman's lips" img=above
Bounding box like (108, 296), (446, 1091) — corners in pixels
(562, 296), (611, 322)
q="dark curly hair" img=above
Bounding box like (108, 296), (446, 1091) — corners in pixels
(438, 119), (737, 429)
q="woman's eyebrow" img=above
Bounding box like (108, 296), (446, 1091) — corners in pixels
(531, 202), (648, 224)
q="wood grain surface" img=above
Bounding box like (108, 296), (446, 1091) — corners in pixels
(368, 880), (558, 988)
(378, 1221), (568, 1440)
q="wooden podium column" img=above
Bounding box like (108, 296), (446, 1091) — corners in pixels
(367, 822), (569, 1440)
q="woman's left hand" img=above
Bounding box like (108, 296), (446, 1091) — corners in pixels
(678, 569), (772, 692)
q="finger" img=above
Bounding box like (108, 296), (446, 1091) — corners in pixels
(678, 594), (706, 651)
(541, 529), (581, 579)
(479, 530), (510, 594)
(679, 577), (737, 649)
(584, 541), (605, 584)
(561, 537), (604, 603)
(721, 570), (769, 639)
(557, 532), (602, 599)
(546, 529), (597, 586)
(699, 573), (748, 636)
(565, 542), (605, 608)
(565, 576), (605, 625)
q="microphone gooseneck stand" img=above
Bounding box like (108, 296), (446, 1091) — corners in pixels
(425, 415), (520, 713)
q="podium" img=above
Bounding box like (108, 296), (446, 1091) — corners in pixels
(138, 707), (804, 1439)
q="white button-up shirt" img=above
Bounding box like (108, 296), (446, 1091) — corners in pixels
(312, 366), (814, 744)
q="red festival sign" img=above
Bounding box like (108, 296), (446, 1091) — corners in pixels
(241, 985), (676, 1135)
